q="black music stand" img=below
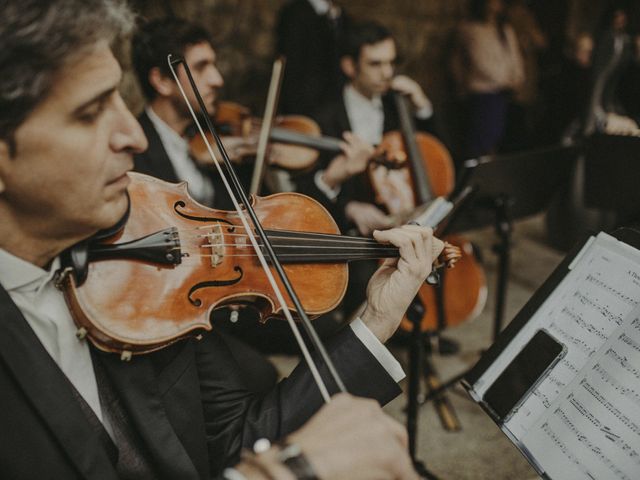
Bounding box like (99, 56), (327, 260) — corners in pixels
(420, 144), (578, 404)
(583, 133), (640, 220)
(405, 296), (439, 480)
(453, 144), (578, 340)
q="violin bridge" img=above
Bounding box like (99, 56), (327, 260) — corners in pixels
(205, 224), (224, 267)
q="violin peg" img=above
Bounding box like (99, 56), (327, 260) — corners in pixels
(75, 327), (88, 340)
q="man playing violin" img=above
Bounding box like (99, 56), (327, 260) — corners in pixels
(0, 1), (439, 479)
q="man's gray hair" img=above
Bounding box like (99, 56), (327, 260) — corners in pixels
(0, 0), (134, 153)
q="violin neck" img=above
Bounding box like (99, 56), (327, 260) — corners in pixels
(270, 127), (343, 154)
(393, 92), (433, 204)
(264, 230), (398, 263)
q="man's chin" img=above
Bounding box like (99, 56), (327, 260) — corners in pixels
(206, 100), (217, 116)
(99, 194), (130, 232)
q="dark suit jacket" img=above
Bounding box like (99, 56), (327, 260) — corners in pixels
(134, 111), (247, 212)
(276, 0), (350, 116)
(0, 285), (401, 479)
(134, 111), (181, 184)
(295, 93), (438, 231)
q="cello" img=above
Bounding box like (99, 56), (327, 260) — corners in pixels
(371, 92), (487, 333)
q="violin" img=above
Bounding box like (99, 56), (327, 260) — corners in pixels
(371, 92), (487, 333)
(58, 172), (461, 357)
(189, 101), (344, 171)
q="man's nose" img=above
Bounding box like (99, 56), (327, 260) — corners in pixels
(111, 94), (148, 154)
(381, 63), (394, 80)
(208, 65), (224, 88)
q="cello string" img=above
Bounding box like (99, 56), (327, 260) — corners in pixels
(169, 56), (333, 402)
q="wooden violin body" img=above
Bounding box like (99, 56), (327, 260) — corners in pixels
(62, 172), (347, 355)
(189, 101), (339, 171)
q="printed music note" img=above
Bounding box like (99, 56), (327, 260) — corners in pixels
(503, 236), (640, 440)
(522, 305), (640, 480)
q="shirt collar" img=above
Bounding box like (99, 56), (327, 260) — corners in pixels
(344, 84), (383, 110)
(307, 0), (331, 15)
(145, 105), (189, 153)
(0, 248), (60, 292)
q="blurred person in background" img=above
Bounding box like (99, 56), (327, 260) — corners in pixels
(503, 0), (547, 151)
(451, 0), (524, 158)
(276, 0), (350, 116)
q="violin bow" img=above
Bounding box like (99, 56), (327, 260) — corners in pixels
(249, 56), (285, 196)
(168, 55), (344, 402)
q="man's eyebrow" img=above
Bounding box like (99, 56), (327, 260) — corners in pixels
(192, 58), (213, 68)
(72, 85), (118, 114)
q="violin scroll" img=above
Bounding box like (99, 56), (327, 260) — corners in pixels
(439, 241), (462, 269)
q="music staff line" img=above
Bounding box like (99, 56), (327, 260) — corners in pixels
(568, 395), (640, 463)
(555, 407), (635, 479)
(585, 274), (638, 307)
(592, 364), (640, 409)
(573, 291), (623, 328)
(580, 379), (640, 439)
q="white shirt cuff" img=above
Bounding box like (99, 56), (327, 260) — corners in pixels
(314, 169), (341, 201)
(223, 468), (248, 480)
(415, 100), (434, 120)
(349, 317), (405, 382)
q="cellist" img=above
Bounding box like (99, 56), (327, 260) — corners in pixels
(0, 1), (438, 478)
(294, 21), (439, 319)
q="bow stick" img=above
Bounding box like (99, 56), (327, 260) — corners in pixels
(249, 56), (285, 196)
(168, 54), (345, 402)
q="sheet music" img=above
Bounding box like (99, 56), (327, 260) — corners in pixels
(503, 236), (640, 439)
(521, 305), (640, 480)
(475, 233), (640, 429)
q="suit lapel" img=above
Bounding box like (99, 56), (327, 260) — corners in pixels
(95, 348), (201, 480)
(336, 99), (353, 136)
(0, 287), (118, 479)
(136, 111), (180, 183)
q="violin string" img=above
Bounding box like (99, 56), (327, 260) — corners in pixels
(179, 251), (398, 258)
(199, 243), (398, 251)
(176, 228), (387, 246)
(169, 56), (332, 403)
(180, 223), (384, 240)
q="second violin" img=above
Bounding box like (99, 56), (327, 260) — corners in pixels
(188, 101), (344, 171)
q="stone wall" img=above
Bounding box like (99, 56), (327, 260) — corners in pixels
(123, 0), (617, 124)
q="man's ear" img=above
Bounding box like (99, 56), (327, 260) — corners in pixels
(148, 67), (175, 97)
(0, 140), (9, 194)
(340, 56), (357, 80)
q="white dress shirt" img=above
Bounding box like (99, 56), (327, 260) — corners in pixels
(343, 84), (386, 145)
(307, 0), (330, 15)
(145, 106), (215, 206)
(307, 0), (341, 19)
(0, 249), (107, 426)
